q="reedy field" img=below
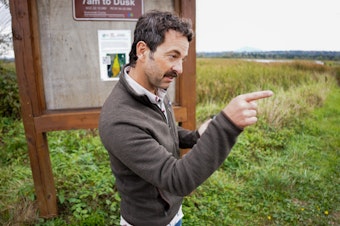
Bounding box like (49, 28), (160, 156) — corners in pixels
(0, 58), (339, 225)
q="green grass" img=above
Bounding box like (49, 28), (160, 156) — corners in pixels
(0, 59), (339, 225)
(184, 90), (339, 225)
(185, 59), (339, 225)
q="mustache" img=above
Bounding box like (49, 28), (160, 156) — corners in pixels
(164, 70), (178, 78)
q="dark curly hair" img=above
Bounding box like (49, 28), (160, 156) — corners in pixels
(127, 10), (193, 67)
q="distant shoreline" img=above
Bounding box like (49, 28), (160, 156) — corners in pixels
(3, 50), (340, 62)
(244, 59), (324, 65)
(197, 50), (340, 61)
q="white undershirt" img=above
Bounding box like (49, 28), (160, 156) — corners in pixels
(120, 205), (183, 226)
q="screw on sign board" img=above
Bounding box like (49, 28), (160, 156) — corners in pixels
(73, 0), (143, 21)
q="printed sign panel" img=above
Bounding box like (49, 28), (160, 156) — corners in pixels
(73, 0), (143, 21)
(98, 30), (131, 81)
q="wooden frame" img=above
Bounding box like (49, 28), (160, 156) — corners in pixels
(10, 0), (196, 218)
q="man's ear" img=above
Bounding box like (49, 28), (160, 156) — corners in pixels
(136, 41), (148, 60)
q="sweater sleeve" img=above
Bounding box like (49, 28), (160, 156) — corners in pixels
(173, 113), (243, 195)
(177, 126), (200, 149)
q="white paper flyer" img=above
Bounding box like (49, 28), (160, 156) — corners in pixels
(98, 30), (131, 81)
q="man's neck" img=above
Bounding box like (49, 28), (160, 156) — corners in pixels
(128, 66), (157, 94)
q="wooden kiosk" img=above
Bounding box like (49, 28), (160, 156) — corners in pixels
(9, 0), (196, 218)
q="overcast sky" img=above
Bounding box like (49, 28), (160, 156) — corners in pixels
(1, 1), (340, 56)
(196, 0), (340, 52)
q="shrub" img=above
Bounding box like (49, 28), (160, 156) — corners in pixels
(0, 61), (21, 119)
(332, 66), (340, 85)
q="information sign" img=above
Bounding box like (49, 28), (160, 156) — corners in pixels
(73, 0), (143, 21)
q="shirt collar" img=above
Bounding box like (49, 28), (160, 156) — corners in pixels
(124, 66), (167, 105)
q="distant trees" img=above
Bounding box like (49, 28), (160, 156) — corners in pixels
(197, 51), (340, 61)
(0, 33), (11, 58)
(0, 0), (8, 7)
(0, 0), (12, 58)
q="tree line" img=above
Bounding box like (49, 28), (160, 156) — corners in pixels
(197, 51), (340, 61)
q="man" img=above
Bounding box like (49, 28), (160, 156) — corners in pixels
(99, 10), (273, 226)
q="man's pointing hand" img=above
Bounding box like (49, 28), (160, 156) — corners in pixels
(223, 90), (274, 128)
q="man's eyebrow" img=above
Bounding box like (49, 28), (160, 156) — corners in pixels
(166, 49), (181, 55)
(167, 49), (188, 59)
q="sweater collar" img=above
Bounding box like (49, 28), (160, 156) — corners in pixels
(123, 66), (167, 105)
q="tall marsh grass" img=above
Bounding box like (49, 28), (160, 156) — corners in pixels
(196, 58), (337, 128)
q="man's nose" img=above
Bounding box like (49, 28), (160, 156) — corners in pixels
(172, 60), (183, 75)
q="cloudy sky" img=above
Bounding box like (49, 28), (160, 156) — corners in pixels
(1, 0), (340, 56)
(196, 0), (340, 52)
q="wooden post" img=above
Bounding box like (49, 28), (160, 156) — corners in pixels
(175, 0), (197, 131)
(9, 0), (57, 217)
(175, 0), (196, 156)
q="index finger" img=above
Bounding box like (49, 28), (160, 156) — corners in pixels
(241, 90), (274, 102)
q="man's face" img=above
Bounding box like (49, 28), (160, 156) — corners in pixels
(142, 30), (189, 92)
